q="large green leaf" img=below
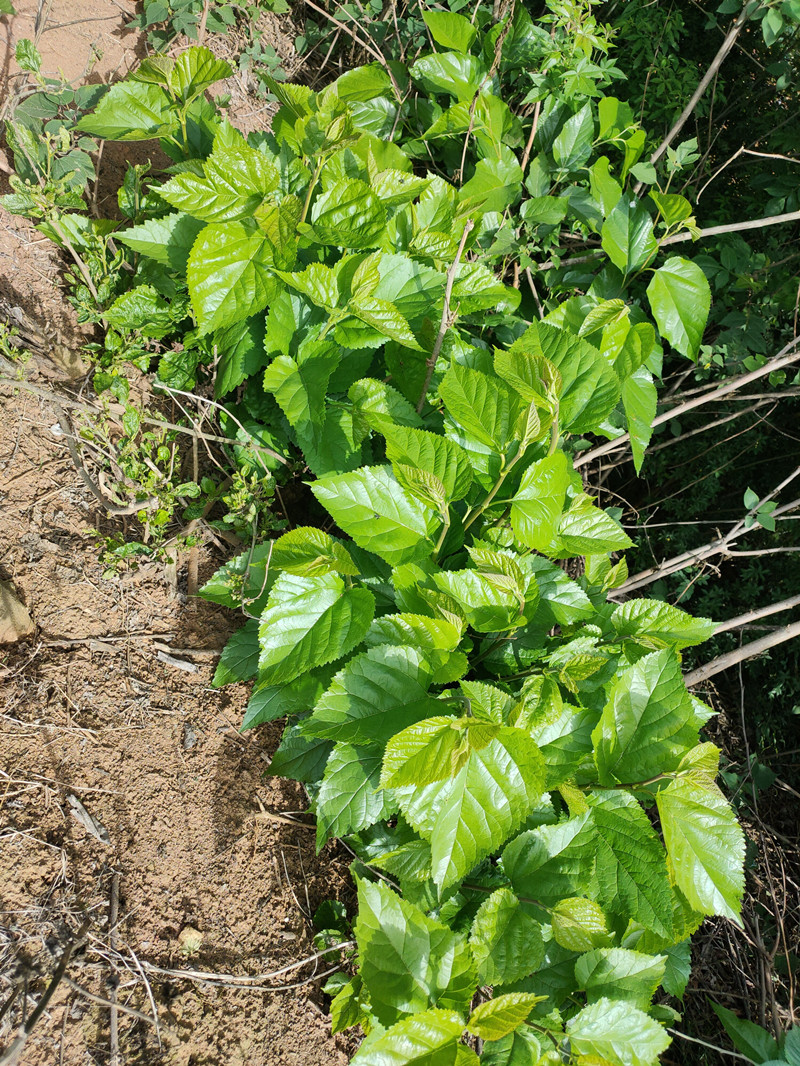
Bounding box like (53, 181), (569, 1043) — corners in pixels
(242, 671), (329, 731)
(611, 599), (715, 650)
(432, 569), (524, 633)
(588, 790), (674, 938)
(646, 256), (711, 360)
(187, 221), (281, 334)
(77, 81), (176, 140)
(316, 743), (398, 846)
(384, 425), (473, 502)
(257, 572), (374, 685)
(351, 1008), (466, 1066)
(439, 363), (523, 453)
(575, 948), (666, 1010)
(468, 887), (544, 985)
(601, 197), (658, 275)
(263, 348), (337, 431)
(397, 728), (546, 889)
(266, 717), (333, 782)
(214, 314), (267, 397)
(311, 178), (386, 248)
(621, 366), (657, 475)
(552, 104), (594, 173)
(567, 997), (671, 1066)
(511, 452), (569, 552)
(656, 775), (745, 922)
(710, 1002), (780, 1064)
(117, 212), (206, 270)
(160, 140), (279, 222)
(501, 814), (595, 906)
(270, 526), (358, 577)
(422, 10), (477, 52)
(303, 644), (442, 746)
(212, 619), (259, 686)
(411, 52), (485, 102)
(480, 1025), (542, 1066)
(382, 716), (500, 789)
(311, 465), (439, 567)
(557, 495), (633, 556)
(354, 879), (476, 1025)
(592, 649), (698, 786)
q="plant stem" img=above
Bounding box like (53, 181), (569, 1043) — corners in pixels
(48, 217), (99, 302)
(416, 219), (474, 414)
(300, 160), (324, 225)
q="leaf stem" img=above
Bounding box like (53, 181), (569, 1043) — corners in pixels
(415, 218), (474, 414)
(300, 160), (324, 225)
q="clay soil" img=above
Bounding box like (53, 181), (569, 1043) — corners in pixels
(0, 4), (352, 1065)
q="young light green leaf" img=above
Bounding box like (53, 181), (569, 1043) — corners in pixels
(316, 743), (398, 847)
(270, 526), (358, 577)
(611, 599), (715, 650)
(398, 728), (546, 890)
(469, 887), (544, 986)
(382, 716), (500, 789)
(431, 570), (524, 633)
(349, 378), (424, 432)
(384, 425), (473, 502)
(311, 465), (439, 567)
(302, 644), (441, 746)
(168, 46), (232, 102)
(257, 572), (374, 685)
(311, 178), (386, 248)
(656, 775), (745, 923)
(350, 1007), (466, 1066)
(621, 366), (657, 474)
(467, 994), (542, 1041)
(575, 948), (666, 1009)
(592, 649), (698, 786)
(354, 879), (476, 1025)
(646, 256), (711, 361)
(551, 898), (612, 953)
(187, 221), (281, 334)
(567, 997), (671, 1066)
(558, 495), (633, 556)
(511, 451), (569, 552)
(364, 613), (463, 654)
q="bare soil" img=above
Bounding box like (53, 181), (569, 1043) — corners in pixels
(0, 4), (352, 1065)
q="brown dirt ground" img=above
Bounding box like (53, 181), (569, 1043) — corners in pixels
(0, 4), (354, 1065)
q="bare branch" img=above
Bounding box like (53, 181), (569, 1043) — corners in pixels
(713, 593), (800, 636)
(685, 618), (800, 688)
(574, 338), (800, 469)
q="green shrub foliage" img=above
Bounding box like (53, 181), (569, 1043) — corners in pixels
(2, 15), (750, 1063)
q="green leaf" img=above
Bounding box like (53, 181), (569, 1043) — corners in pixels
(646, 256), (711, 360)
(519, 556), (594, 626)
(187, 221), (281, 334)
(783, 1028), (800, 1066)
(398, 728), (546, 889)
(351, 1007), (466, 1066)
(382, 716), (500, 789)
(460, 149), (523, 213)
(567, 998), (671, 1066)
(384, 425), (473, 502)
(411, 52), (485, 102)
(354, 879), (476, 1025)
(649, 191), (694, 229)
(316, 743), (398, 846)
(348, 295), (422, 350)
(588, 790), (674, 939)
(575, 948), (666, 1009)
(439, 363), (523, 453)
(349, 378), (424, 432)
(212, 619), (259, 686)
(467, 994), (542, 1041)
(214, 314), (267, 397)
(659, 939), (692, 1000)
(511, 452), (569, 552)
(329, 975), (363, 1034)
(257, 572), (374, 685)
(242, 671), (329, 731)
(311, 178), (386, 248)
(303, 644), (441, 746)
(621, 367), (657, 474)
(77, 81), (176, 140)
(499, 323), (620, 435)
(198, 543), (274, 613)
(1, 4), (18, 18)
(270, 526), (358, 577)
(266, 718), (333, 782)
(656, 775), (745, 922)
(160, 141), (279, 222)
(710, 1002), (779, 1064)
(611, 599), (715, 650)
(552, 104), (594, 173)
(592, 649), (698, 786)
(468, 887), (544, 985)
(501, 814), (595, 906)
(365, 613), (462, 654)
(104, 285), (178, 339)
(311, 465), (439, 567)
(480, 1026), (542, 1066)
(551, 898), (612, 953)
(168, 45), (232, 102)
(558, 496), (633, 556)
(431, 569), (523, 633)
(601, 197), (658, 275)
(263, 349), (337, 432)
(422, 10), (477, 52)
(117, 212), (206, 271)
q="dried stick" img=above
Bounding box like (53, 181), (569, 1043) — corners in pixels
(574, 339), (800, 468)
(416, 219), (475, 413)
(648, 1), (758, 170)
(109, 874), (120, 1066)
(685, 618), (800, 688)
(301, 0), (401, 97)
(713, 592), (800, 636)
